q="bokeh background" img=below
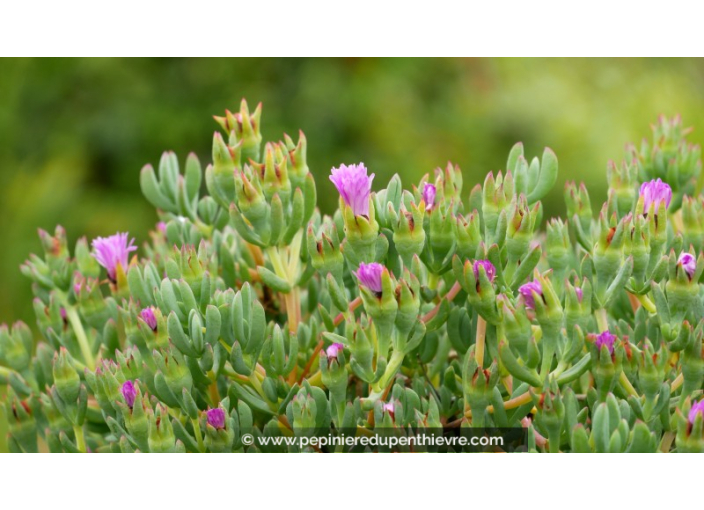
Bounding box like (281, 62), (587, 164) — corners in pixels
(2, 58), (704, 327)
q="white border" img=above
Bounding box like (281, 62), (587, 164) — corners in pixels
(0, 2), (701, 56)
(0, 453), (699, 508)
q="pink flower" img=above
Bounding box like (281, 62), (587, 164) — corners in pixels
(688, 399), (704, 425)
(575, 287), (584, 303)
(355, 262), (384, 293)
(678, 252), (696, 279)
(326, 342), (344, 360)
(595, 330), (617, 355)
(472, 260), (496, 283)
(91, 232), (136, 282)
(639, 179), (672, 215)
(206, 408), (226, 429)
(382, 402), (395, 414)
(518, 281), (543, 310)
(330, 163), (375, 216)
(140, 307), (157, 331)
(121, 381), (137, 408)
(422, 183), (437, 211)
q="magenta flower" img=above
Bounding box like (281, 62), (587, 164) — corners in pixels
(140, 307), (157, 331)
(329, 163), (375, 217)
(639, 178), (672, 215)
(156, 221), (167, 233)
(121, 380), (137, 408)
(91, 232), (137, 282)
(518, 281), (543, 310)
(678, 252), (696, 279)
(207, 408), (226, 429)
(473, 260), (496, 283)
(326, 342), (344, 360)
(595, 330), (617, 355)
(575, 287), (584, 303)
(423, 183), (437, 211)
(382, 402), (395, 414)
(355, 262), (384, 293)
(688, 400), (704, 425)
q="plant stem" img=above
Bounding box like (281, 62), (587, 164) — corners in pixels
(671, 373), (684, 392)
(421, 282), (462, 323)
(65, 306), (95, 371)
(73, 425), (86, 453)
(427, 273), (439, 291)
(192, 418), (205, 452)
(284, 288), (301, 333)
(619, 372), (638, 397)
(447, 390), (535, 426)
(209, 381), (221, 405)
(474, 316), (486, 367)
(595, 308), (609, 332)
(635, 293), (657, 314)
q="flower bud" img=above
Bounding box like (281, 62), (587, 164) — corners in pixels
(392, 201), (426, 266)
(454, 256), (499, 324)
(506, 194), (539, 263)
(607, 160), (638, 216)
(425, 204), (457, 273)
(382, 401), (395, 417)
(638, 178), (672, 217)
(564, 181), (592, 238)
(0, 321), (33, 372)
(629, 115), (700, 199)
(676, 397), (704, 453)
(678, 252), (696, 279)
(121, 381), (138, 409)
(473, 260), (496, 283)
(307, 220), (345, 282)
(355, 262), (383, 294)
(4, 390), (38, 453)
(206, 408), (226, 430)
(422, 183), (436, 211)
(689, 400), (704, 425)
(140, 307), (157, 331)
(148, 404), (177, 453)
(482, 171), (513, 244)
(251, 142), (291, 206)
(595, 330), (616, 355)
(356, 263), (398, 351)
(214, 99), (262, 163)
(53, 348), (81, 404)
(682, 195), (704, 252)
(565, 277), (591, 333)
(456, 210), (482, 261)
(587, 331), (624, 401)
(518, 281), (542, 310)
(462, 349), (499, 427)
(395, 270), (421, 338)
(546, 218), (571, 283)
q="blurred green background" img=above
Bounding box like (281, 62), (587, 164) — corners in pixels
(2, 58), (704, 329)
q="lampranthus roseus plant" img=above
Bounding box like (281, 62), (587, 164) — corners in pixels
(2, 105), (704, 453)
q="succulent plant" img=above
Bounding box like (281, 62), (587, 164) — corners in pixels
(2, 104), (703, 453)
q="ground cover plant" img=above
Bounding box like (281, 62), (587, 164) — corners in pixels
(2, 101), (703, 452)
